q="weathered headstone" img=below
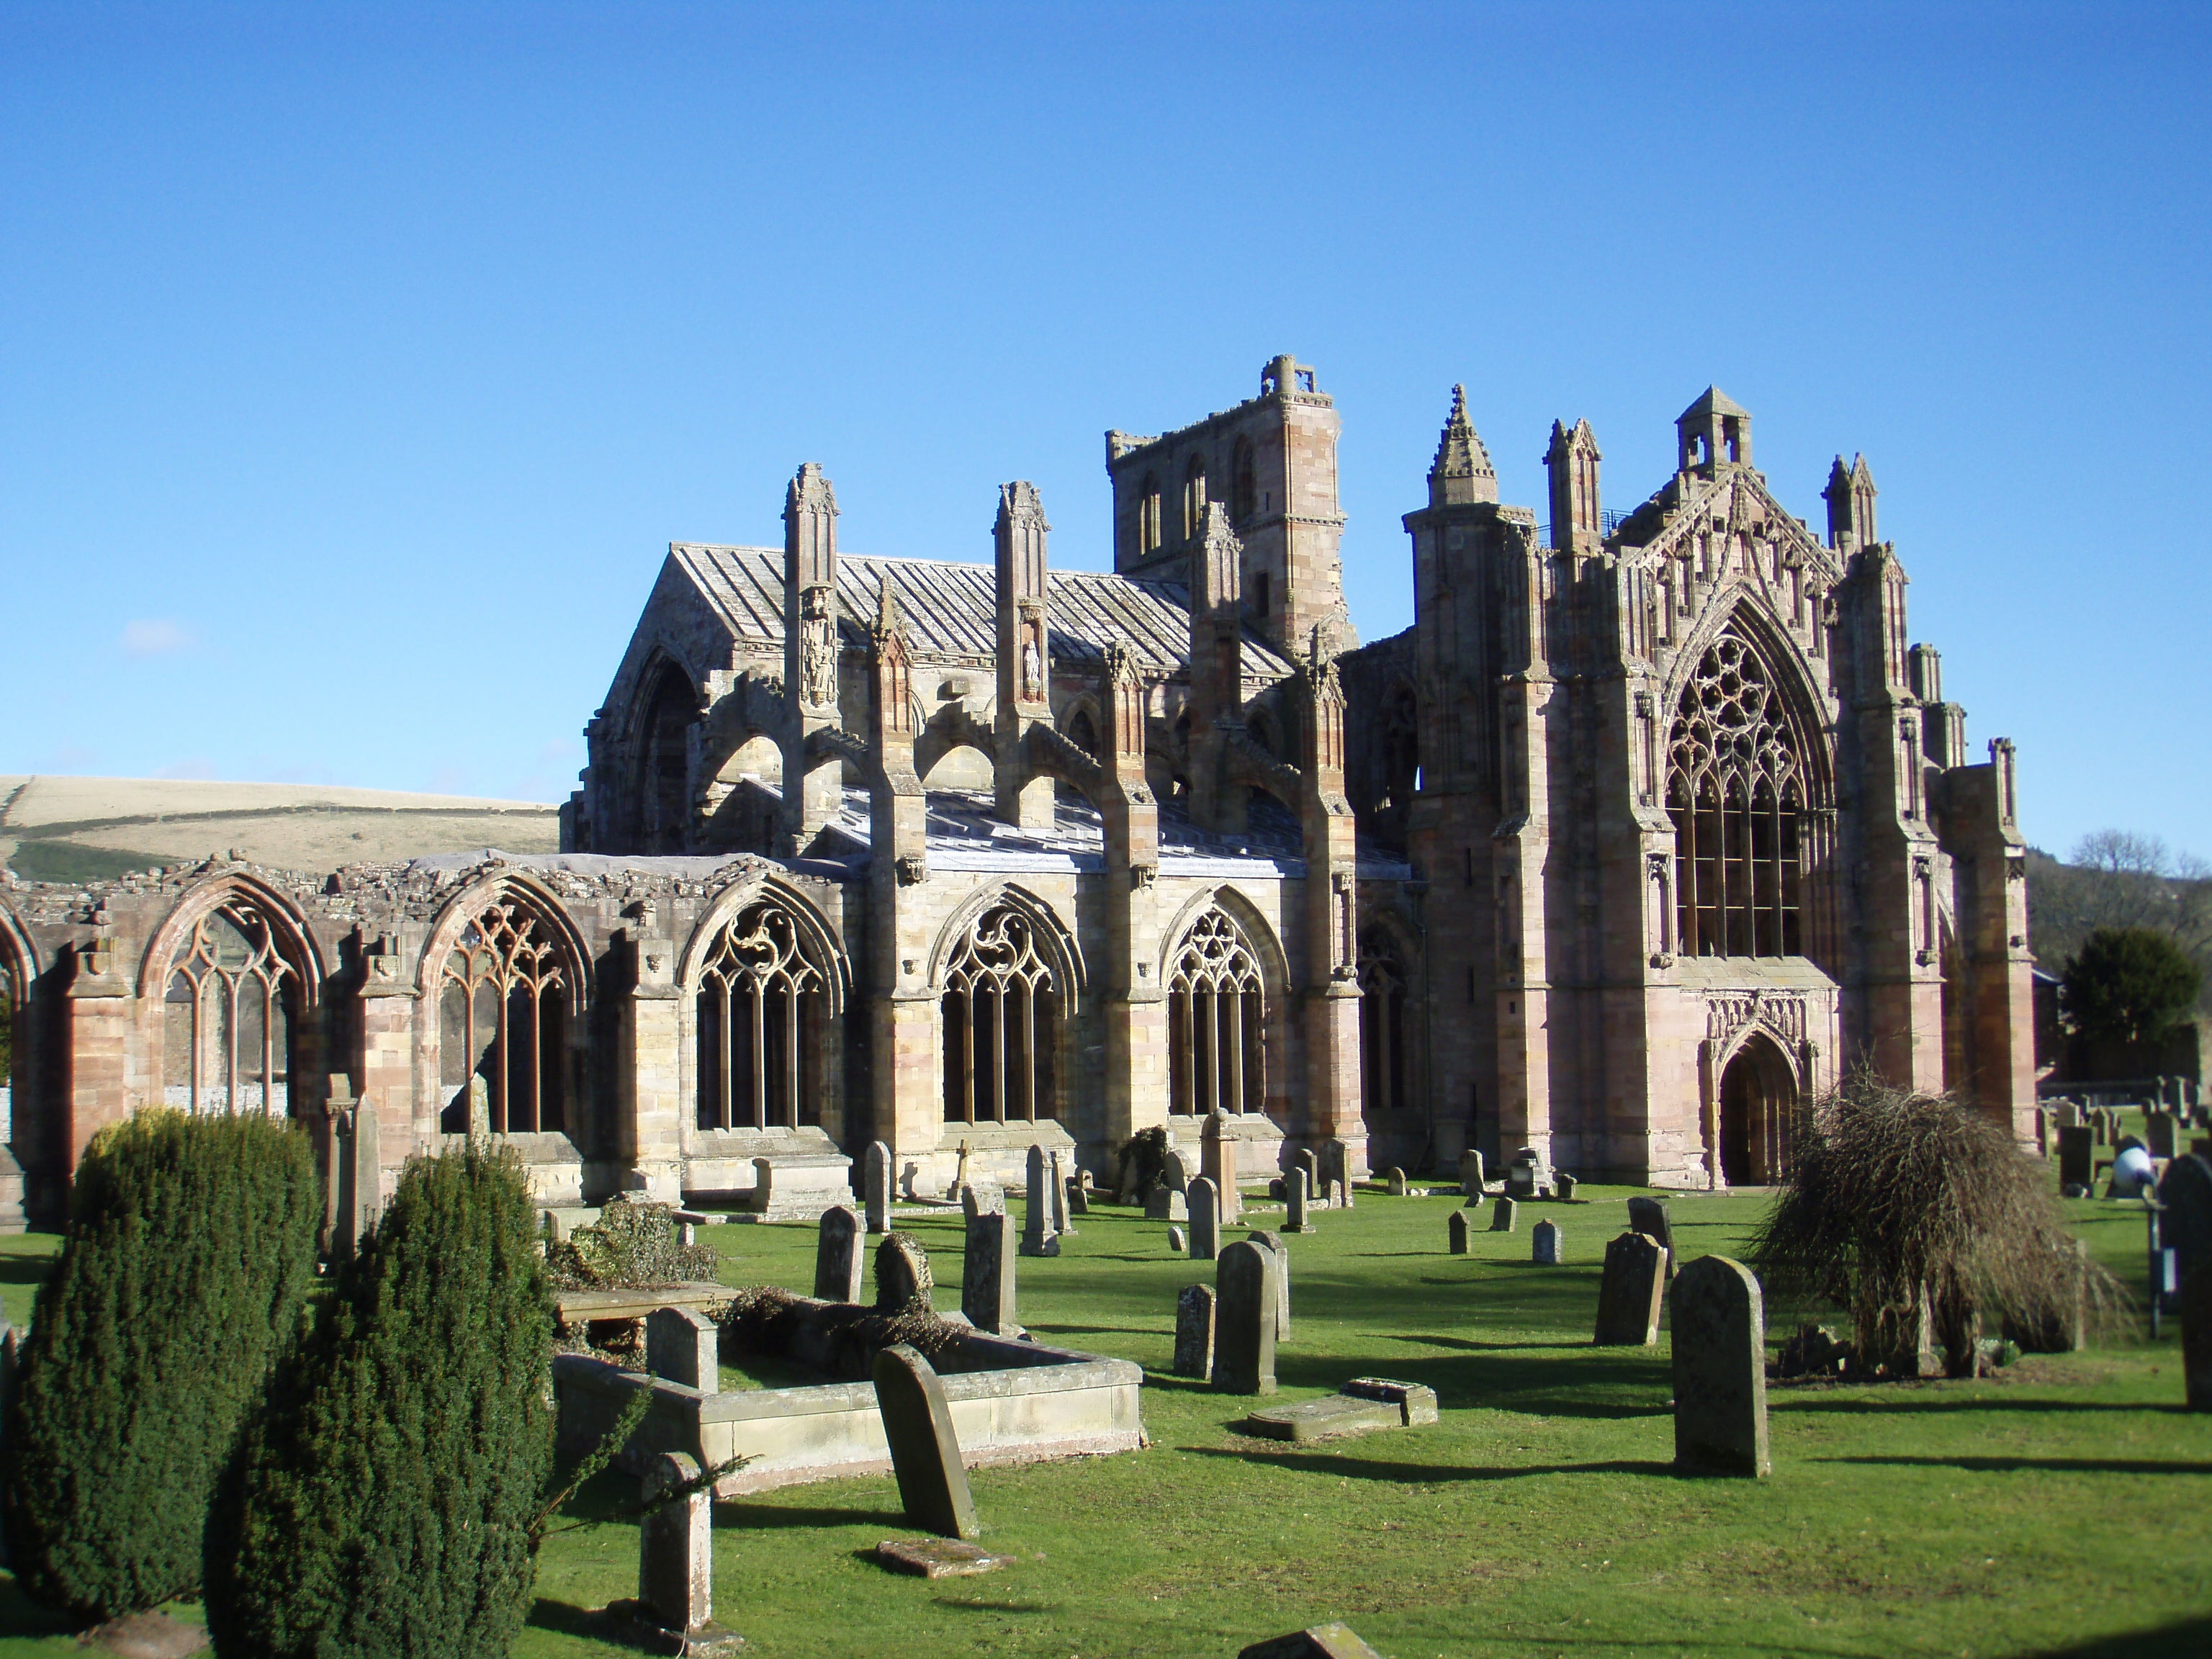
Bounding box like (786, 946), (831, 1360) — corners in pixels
(1145, 1182), (1190, 1221)
(2056, 1099), (2082, 1129)
(1384, 1166), (1408, 1196)
(1447, 1210), (1470, 1254)
(1460, 1148), (1486, 1198)
(1021, 1143), (1060, 1258)
(1202, 1111), (1243, 1221)
(1326, 1178), (1346, 1210)
(1672, 1255), (1771, 1478)
(2157, 1154), (2212, 1290)
(1326, 1139), (1357, 1208)
(1627, 1195), (1677, 1279)
(1167, 1223), (1188, 1252)
(1506, 1152), (1542, 1201)
(1162, 1147), (1192, 1192)
(876, 1233), (932, 1309)
(1212, 1240), (1278, 1395)
(1489, 1195), (1516, 1233)
(1174, 1283), (1216, 1381)
(816, 1202), (866, 1303)
(2034, 1105), (2050, 1158)
(2183, 1258), (2212, 1412)
(1555, 1173), (1578, 1201)
(2147, 1113), (2180, 1159)
(637, 1451), (718, 1642)
(1248, 1227), (1292, 1342)
(1296, 1148), (1322, 1206)
(961, 1208), (1018, 1334)
(1593, 1230), (1668, 1346)
(1048, 1148), (1074, 1236)
(1284, 1166), (1313, 1233)
(1188, 1175), (1223, 1262)
(1066, 1174), (1090, 1217)
(1532, 1218), (1563, 1264)
(1237, 1622), (1385, 1659)
(871, 1343), (979, 1539)
(646, 1305), (719, 1390)
(864, 1139), (892, 1233)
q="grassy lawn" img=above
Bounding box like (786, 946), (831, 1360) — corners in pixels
(1, 1170), (2206, 1658)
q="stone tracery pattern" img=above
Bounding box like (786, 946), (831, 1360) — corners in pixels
(942, 904), (1058, 1125)
(1358, 930), (1408, 1118)
(1167, 906), (1267, 1116)
(163, 901), (295, 1114)
(438, 895), (568, 1135)
(697, 898), (824, 1131)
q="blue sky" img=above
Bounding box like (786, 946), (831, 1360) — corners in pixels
(3, 2), (2206, 860)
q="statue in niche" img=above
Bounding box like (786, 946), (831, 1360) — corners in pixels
(800, 588), (839, 710)
(1022, 636), (1043, 703)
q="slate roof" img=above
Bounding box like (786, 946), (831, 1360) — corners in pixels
(670, 544), (1295, 679)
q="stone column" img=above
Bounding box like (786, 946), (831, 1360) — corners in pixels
(58, 935), (132, 1183)
(616, 930), (685, 1202)
(1297, 637), (1367, 1179)
(1099, 643), (1169, 1152)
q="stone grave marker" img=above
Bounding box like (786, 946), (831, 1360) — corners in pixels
(1163, 1147), (1192, 1192)
(1460, 1148), (1486, 1198)
(1555, 1173), (1578, 1201)
(1202, 1112), (1243, 1221)
(1672, 1254), (1771, 1478)
(1447, 1210), (1470, 1254)
(1326, 1139), (1357, 1207)
(2056, 1099), (2082, 1129)
(1506, 1152), (1542, 1201)
(871, 1343), (979, 1539)
(1146, 1181), (1190, 1221)
(1021, 1143), (1060, 1258)
(1188, 1175), (1223, 1262)
(1593, 1230), (1668, 1346)
(1212, 1240), (1279, 1395)
(815, 1203), (866, 1303)
(1049, 1148), (1075, 1236)
(2157, 1154), (2212, 1290)
(2183, 1258), (2211, 1411)
(1384, 1166), (1409, 1196)
(1326, 1178), (1346, 1209)
(2147, 1113), (2180, 1159)
(874, 1538), (1016, 1578)
(864, 1139), (892, 1233)
(645, 1305), (718, 1390)
(1627, 1195), (1677, 1279)
(1174, 1283), (1216, 1380)
(1284, 1166), (1313, 1233)
(1490, 1195), (1517, 1233)
(1066, 1173), (1090, 1217)
(1532, 1218), (1563, 1264)
(1167, 1223), (1187, 1252)
(961, 1208), (1018, 1335)
(632, 1450), (740, 1653)
(1248, 1228), (1292, 1341)
(876, 1233), (932, 1309)
(1238, 1622), (1385, 1659)
(1296, 1148), (1322, 1205)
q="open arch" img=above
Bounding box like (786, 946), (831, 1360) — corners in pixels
(1138, 474), (1163, 556)
(0, 899), (38, 1103)
(634, 657), (702, 855)
(1716, 1028), (1798, 1186)
(1357, 922), (1411, 1118)
(1181, 453), (1208, 541)
(1380, 679), (1419, 809)
(140, 875), (323, 1117)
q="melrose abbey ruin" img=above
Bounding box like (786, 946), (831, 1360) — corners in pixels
(0, 359), (2036, 1226)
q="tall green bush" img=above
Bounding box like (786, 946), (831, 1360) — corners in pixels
(0, 1109), (320, 1622)
(207, 1143), (554, 1659)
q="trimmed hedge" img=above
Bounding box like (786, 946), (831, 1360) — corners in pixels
(0, 1109), (320, 1622)
(207, 1143), (554, 1659)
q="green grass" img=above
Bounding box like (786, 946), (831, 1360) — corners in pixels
(2, 1179), (2206, 1658)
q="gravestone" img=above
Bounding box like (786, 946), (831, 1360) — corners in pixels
(815, 1202), (866, 1303)
(646, 1305), (719, 1390)
(1490, 1195), (1517, 1233)
(864, 1140), (892, 1233)
(2147, 1113), (2180, 1159)
(961, 1209), (1018, 1335)
(1325, 1140), (1357, 1208)
(1284, 1166), (1313, 1233)
(1296, 1148), (1322, 1206)
(1238, 1623), (1385, 1659)
(1326, 1179), (1346, 1209)
(1021, 1143), (1060, 1258)
(1447, 1210), (1470, 1254)
(1460, 1148), (1486, 1198)
(1248, 1227), (1292, 1341)
(1532, 1218), (1563, 1264)
(1167, 1223), (1188, 1252)
(1593, 1231), (1668, 1346)
(2183, 1259), (2212, 1411)
(1202, 1112), (1243, 1221)
(1384, 1166), (1408, 1196)
(1212, 1240), (1278, 1395)
(2157, 1154), (2212, 1290)
(1146, 1182), (1190, 1221)
(1555, 1173), (1578, 1201)
(871, 1343), (979, 1539)
(2056, 1099), (2082, 1129)
(876, 1233), (932, 1309)
(1163, 1147), (1192, 1192)
(1066, 1174), (1090, 1217)
(1672, 1255), (1771, 1478)
(1188, 1176), (1223, 1262)
(1049, 1148), (1074, 1236)
(1506, 1152), (1542, 1201)
(637, 1451), (717, 1643)
(1627, 1196), (1676, 1278)
(1174, 1283), (1216, 1381)
(2034, 1105), (2050, 1158)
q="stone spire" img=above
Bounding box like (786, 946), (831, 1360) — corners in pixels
(1428, 385), (1498, 508)
(1824, 454), (1879, 550)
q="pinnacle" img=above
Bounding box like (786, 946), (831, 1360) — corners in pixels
(1428, 383), (1498, 505)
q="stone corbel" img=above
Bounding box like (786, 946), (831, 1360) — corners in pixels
(895, 853), (928, 887)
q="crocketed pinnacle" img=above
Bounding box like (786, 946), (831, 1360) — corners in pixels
(1429, 385), (1498, 506)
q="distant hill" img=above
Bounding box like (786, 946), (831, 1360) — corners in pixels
(0, 775), (562, 883)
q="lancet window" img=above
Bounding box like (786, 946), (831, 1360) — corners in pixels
(1666, 630), (1804, 958)
(1358, 931), (1408, 1116)
(438, 895), (569, 1135)
(1167, 906), (1267, 1115)
(1182, 454), (1208, 541)
(942, 905), (1059, 1125)
(162, 901), (297, 1114)
(1138, 475), (1163, 556)
(697, 898), (824, 1131)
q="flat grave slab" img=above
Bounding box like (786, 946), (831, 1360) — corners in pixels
(1339, 1376), (1440, 1425)
(1241, 1393), (1402, 1442)
(875, 1537), (1017, 1578)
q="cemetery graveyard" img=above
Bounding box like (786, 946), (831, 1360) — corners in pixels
(1, 1156), (2208, 1658)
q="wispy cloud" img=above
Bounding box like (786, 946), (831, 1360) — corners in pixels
(120, 619), (195, 657)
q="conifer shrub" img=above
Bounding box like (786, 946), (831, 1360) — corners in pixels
(0, 1109), (320, 1623)
(207, 1143), (554, 1659)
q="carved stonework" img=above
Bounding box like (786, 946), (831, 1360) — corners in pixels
(799, 587), (840, 711)
(894, 854), (928, 887)
(1705, 989), (1807, 1051)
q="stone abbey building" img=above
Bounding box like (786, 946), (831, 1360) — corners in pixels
(0, 359), (2034, 1226)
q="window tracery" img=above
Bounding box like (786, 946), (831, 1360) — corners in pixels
(1358, 930), (1408, 1116)
(697, 898), (824, 1130)
(942, 905), (1059, 1125)
(438, 895), (568, 1135)
(1666, 630), (1804, 958)
(163, 902), (296, 1114)
(1167, 906), (1267, 1115)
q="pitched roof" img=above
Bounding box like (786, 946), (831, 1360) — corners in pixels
(669, 544), (1295, 678)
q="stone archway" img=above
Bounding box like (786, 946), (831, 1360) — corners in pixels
(1717, 1031), (1797, 1186)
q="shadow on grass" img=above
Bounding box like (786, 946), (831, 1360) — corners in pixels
(1777, 1395), (2195, 1417)
(0, 1576), (79, 1639)
(932, 1598), (1061, 1614)
(2013, 1616), (2212, 1658)
(0, 1256), (55, 1286)
(719, 1501), (889, 1529)
(1183, 1445), (1679, 1483)
(1817, 1455), (2212, 1476)
(528, 1599), (639, 1647)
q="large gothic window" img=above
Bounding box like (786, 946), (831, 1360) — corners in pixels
(1358, 930), (1408, 1116)
(1168, 907), (1267, 1115)
(439, 896), (569, 1135)
(1667, 631), (1804, 958)
(697, 898), (824, 1131)
(163, 902), (297, 1114)
(943, 905), (1059, 1125)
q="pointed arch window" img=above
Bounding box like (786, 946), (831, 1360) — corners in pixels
(1168, 907), (1267, 1115)
(1181, 454), (1208, 541)
(439, 895), (570, 1134)
(1666, 631), (1804, 958)
(943, 905), (1059, 1125)
(1138, 475), (1163, 556)
(163, 901), (297, 1114)
(1358, 930), (1408, 1116)
(697, 897), (825, 1131)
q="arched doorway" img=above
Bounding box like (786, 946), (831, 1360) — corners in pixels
(1717, 1033), (1797, 1186)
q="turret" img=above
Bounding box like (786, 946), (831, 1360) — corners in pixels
(1823, 453), (1878, 549)
(1544, 417), (1603, 554)
(1676, 387), (1752, 475)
